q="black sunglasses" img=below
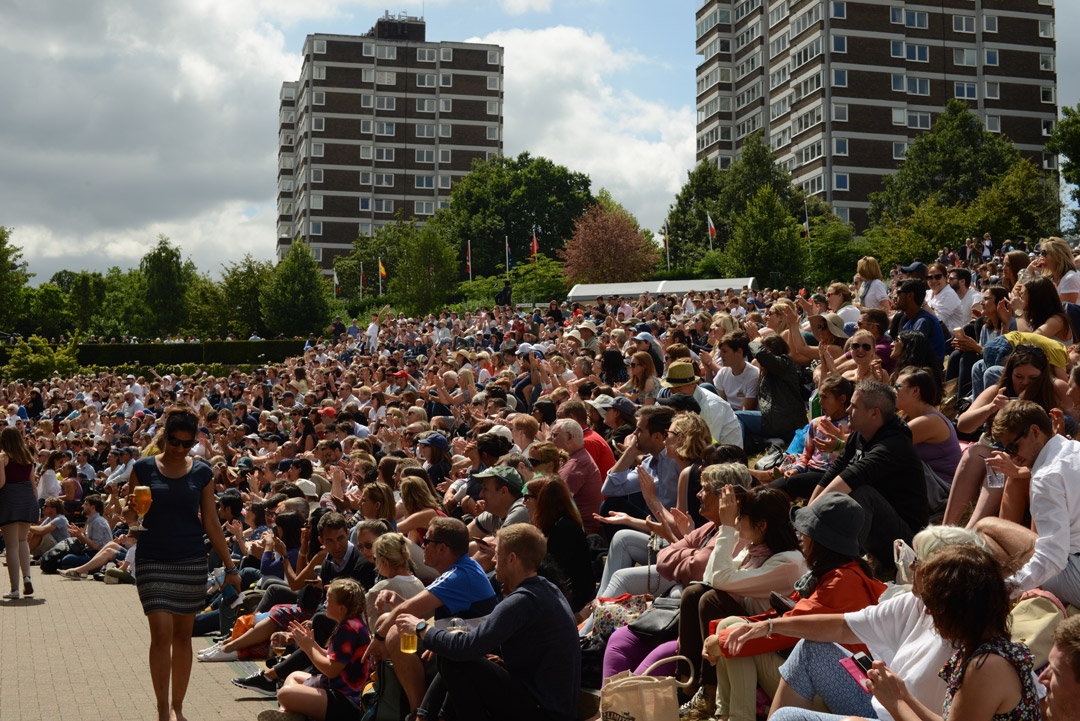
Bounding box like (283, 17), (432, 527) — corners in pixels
(994, 426), (1031, 456)
(928, 274), (944, 280)
(166, 435), (196, 448)
(851, 343), (873, 352)
(421, 537), (443, 548)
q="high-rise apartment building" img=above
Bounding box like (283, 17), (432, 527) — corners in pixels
(277, 13), (504, 270)
(695, 0), (1057, 228)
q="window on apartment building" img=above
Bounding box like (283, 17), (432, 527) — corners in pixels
(377, 45), (396, 59)
(953, 48), (976, 66)
(310, 195), (323, 210)
(487, 126), (500, 140)
(985, 116), (1001, 133)
(417, 124), (435, 138)
(953, 15), (976, 33)
(438, 175), (452, 189)
(908, 111), (932, 129)
(415, 176), (435, 189)
(313, 91), (325, 105)
(374, 199), (393, 213)
(487, 76), (500, 91)
(313, 65), (326, 80)
(374, 122), (395, 136)
(833, 36), (846, 53)
(312, 142), (324, 157)
(488, 50), (500, 64)
(985, 49), (999, 66)
(375, 148), (394, 162)
(441, 47), (453, 62)
(831, 2), (846, 19)
(362, 68), (374, 82)
(1043, 119), (1055, 136)
(955, 82), (977, 100)
(417, 98), (435, 112)
(440, 73), (452, 87)
(833, 69), (847, 87)
(834, 138), (848, 156)
(360, 145), (372, 160)
(415, 201), (435, 215)
(834, 173), (849, 191)
(312, 117), (324, 132)
(1042, 86), (1056, 104)
(312, 169), (323, 183)
(893, 142), (908, 159)
(375, 96), (395, 110)
(1039, 21), (1054, 38)
(417, 48), (436, 62)
(416, 149), (434, 163)
(361, 94), (373, 108)
(376, 71), (395, 85)
(833, 103), (848, 122)
(363, 43), (374, 57)
(440, 98), (452, 112)
(985, 82), (1000, 99)
(313, 40), (326, 54)
(1044, 153), (1058, 170)
(361, 119), (372, 134)
(374, 173), (394, 187)
(487, 100), (499, 115)
(440, 124), (452, 138)
(359, 198), (371, 211)
(891, 8), (927, 28)
(1040, 54), (1055, 71)
(984, 15), (998, 32)
(440, 149), (451, 163)
(310, 222), (323, 236)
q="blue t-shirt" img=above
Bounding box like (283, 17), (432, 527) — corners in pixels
(902, 308), (948, 363)
(132, 456), (213, 562)
(426, 555), (497, 620)
(48, 514), (70, 543)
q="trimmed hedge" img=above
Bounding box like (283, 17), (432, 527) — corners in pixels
(0, 340), (306, 369)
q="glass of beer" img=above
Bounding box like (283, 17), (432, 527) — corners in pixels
(131, 486), (153, 531)
(446, 618), (468, 634)
(400, 629), (418, 654)
(271, 631), (290, 657)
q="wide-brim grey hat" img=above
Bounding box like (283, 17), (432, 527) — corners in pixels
(790, 493), (863, 557)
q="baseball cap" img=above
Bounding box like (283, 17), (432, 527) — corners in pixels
(657, 393), (702, 413)
(417, 433), (449, 450)
(473, 465), (525, 494)
(295, 479), (319, 498)
(317, 407), (337, 418)
(236, 457), (255, 469)
(900, 261), (928, 275)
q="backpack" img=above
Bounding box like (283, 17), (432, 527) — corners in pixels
(39, 537), (85, 574)
(361, 660), (410, 721)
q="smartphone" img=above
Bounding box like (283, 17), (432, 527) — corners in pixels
(839, 651), (874, 693)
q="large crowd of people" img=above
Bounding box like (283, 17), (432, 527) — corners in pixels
(4, 233), (1080, 721)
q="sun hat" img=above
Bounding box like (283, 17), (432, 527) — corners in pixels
(808, 312), (850, 339)
(660, 361), (700, 388)
(790, 493), (864, 557)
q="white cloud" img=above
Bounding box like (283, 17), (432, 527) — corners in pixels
(471, 26), (695, 233)
(498, 0), (553, 15)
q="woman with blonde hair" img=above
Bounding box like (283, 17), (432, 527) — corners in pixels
(526, 441), (568, 476)
(856, 256), (889, 311)
(1033, 236), (1080, 303)
(396, 476), (446, 546)
(365, 533), (424, 625)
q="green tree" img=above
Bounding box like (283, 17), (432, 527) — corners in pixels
(183, 273), (228, 339)
(662, 160), (726, 271)
(90, 266), (148, 339)
(460, 253), (569, 307)
(869, 99), (1021, 225)
(806, 221), (878, 288)
(66, 271), (106, 333)
(428, 152), (593, 277)
(386, 221), (459, 316)
(965, 159), (1061, 242)
(221, 255), (274, 338)
(0, 227), (32, 332)
(1046, 104), (1080, 229)
(335, 211), (414, 301)
(720, 186), (807, 288)
(140, 234), (195, 337)
(260, 240), (330, 337)
(2, 335), (79, 382)
(562, 189), (660, 284)
(15, 283), (73, 340)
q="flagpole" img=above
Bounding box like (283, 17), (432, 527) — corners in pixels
(360, 262), (364, 301)
(378, 256), (382, 296)
(665, 222), (670, 271)
(468, 238), (473, 282)
(505, 235), (509, 278)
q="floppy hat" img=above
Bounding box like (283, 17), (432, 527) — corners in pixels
(790, 493), (864, 557)
(660, 361), (700, 388)
(808, 312), (850, 339)
(473, 465), (525, 494)
(577, 320), (599, 335)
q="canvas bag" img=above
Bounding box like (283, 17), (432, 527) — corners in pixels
(600, 655), (693, 721)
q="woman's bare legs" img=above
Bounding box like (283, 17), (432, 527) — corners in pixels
(221, 616), (278, 653)
(2, 522), (31, 592)
(943, 444), (992, 526)
(147, 611), (197, 721)
(277, 671), (330, 720)
(975, 516), (1037, 576)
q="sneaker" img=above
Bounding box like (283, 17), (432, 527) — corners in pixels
(256, 710), (304, 721)
(23, 578), (33, 596)
(679, 686), (715, 721)
(2, 589), (19, 600)
(197, 641), (224, 658)
(198, 646), (238, 662)
(232, 671), (279, 697)
(103, 573), (118, 585)
(61, 569), (86, 580)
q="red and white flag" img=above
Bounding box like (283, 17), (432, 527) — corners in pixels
(707, 213), (716, 239)
(531, 229), (539, 261)
(466, 238), (472, 276)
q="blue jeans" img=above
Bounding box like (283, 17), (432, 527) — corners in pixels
(771, 640), (878, 720)
(971, 360), (1005, 399)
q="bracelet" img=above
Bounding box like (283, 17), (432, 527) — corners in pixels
(766, 618), (774, 639)
(224, 566), (240, 576)
(373, 630), (386, 643)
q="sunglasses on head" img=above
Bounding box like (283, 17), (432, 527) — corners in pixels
(851, 343), (873, 352)
(166, 435), (196, 448)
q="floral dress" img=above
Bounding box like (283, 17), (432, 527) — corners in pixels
(940, 636), (1041, 720)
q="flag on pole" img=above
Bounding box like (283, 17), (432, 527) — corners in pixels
(802, 200), (811, 238)
(332, 269), (339, 297)
(379, 259), (387, 278)
(506, 236), (514, 272)
(664, 223), (670, 271)
(531, 228), (539, 261)
(466, 239), (472, 280)
(707, 213), (716, 239)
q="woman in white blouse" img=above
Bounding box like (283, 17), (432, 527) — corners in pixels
(1032, 236), (1080, 304)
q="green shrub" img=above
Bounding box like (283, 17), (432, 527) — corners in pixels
(3, 336), (80, 382)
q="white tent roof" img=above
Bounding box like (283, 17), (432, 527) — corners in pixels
(566, 277), (758, 303)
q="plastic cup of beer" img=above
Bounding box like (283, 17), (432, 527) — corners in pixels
(400, 630), (418, 654)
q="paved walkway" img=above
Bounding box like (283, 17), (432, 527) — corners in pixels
(0, 567), (276, 721)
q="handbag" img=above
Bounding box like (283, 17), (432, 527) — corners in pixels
(600, 655), (694, 721)
(754, 443), (787, 471)
(628, 589), (681, 643)
(39, 537), (86, 574)
(590, 593), (652, 638)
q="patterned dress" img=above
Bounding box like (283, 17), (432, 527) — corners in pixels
(940, 636), (1041, 720)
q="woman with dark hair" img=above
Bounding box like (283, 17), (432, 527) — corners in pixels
(544, 299), (564, 325)
(1001, 250), (1030, 292)
(618, 350), (660, 406)
(260, 510), (304, 581)
(523, 474), (593, 613)
(946, 285), (1012, 401)
(296, 417), (318, 453)
(130, 404), (239, 721)
(891, 329), (942, 385)
(896, 366), (961, 482)
(700, 494), (886, 721)
(0, 425), (39, 599)
(945, 344), (1068, 526)
(1014, 275), (1071, 343)
(856, 545), (1040, 721)
(598, 348), (629, 386)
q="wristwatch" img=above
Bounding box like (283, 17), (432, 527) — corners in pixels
(415, 620), (428, 637)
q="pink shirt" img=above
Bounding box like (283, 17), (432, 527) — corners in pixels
(560, 448), (603, 534)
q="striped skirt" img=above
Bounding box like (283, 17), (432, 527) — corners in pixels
(135, 557), (208, 616)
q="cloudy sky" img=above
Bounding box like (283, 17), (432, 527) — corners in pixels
(1, 0), (1075, 283)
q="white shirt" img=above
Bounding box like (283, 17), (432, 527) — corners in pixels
(1010, 435), (1080, 594)
(1057, 269), (1080, 301)
(366, 322), (380, 344)
(958, 287), (982, 324)
(860, 278), (889, 310)
(927, 285), (964, 332)
(835, 304), (861, 324)
(702, 525), (806, 615)
(712, 363), (759, 411)
(845, 591), (951, 721)
(128, 382), (145, 400)
(38, 469), (62, 500)
(693, 386), (743, 448)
